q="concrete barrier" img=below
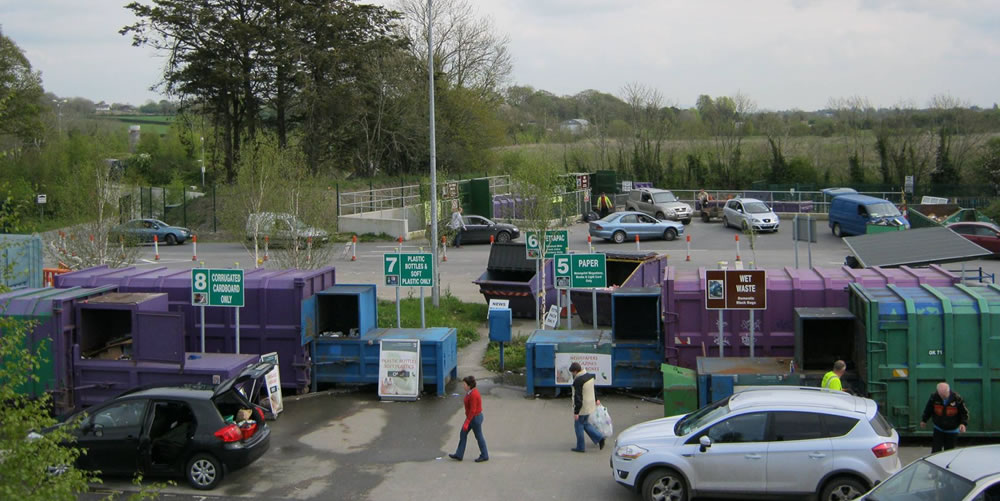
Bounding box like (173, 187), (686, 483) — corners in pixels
(339, 206), (425, 241)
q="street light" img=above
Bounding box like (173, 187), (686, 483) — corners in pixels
(200, 136), (206, 187)
(52, 99), (67, 135)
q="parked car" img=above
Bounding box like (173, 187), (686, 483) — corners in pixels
(858, 445), (1000, 501)
(948, 221), (1000, 254)
(589, 211), (685, 243)
(626, 188), (693, 224)
(246, 212), (329, 247)
(112, 219), (191, 245)
(722, 198), (780, 232)
(457, 215), (520, 244)
(824, 188), (909, 237)
(44, 362), (274, 490)
(611, 386), (901, 501)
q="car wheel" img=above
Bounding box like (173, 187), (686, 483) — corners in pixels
(663, 228), (678, 241)
(496, 231), (511, 243)
(642, 467), (688, 501)
(612, 231), (626, 244)
(186, 453), (223, 490)
(165, 234), (178, 245)
(701, 212), (710, 223)
(722, 216), (729, 228)
(820, 476), (866, 501)
(656, 212), (666, 220)
(833, 223), (843, 237)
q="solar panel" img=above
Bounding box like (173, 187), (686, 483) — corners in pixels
(843, 227), (993, 268)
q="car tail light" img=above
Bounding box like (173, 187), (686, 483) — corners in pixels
(594, 225), (603, 230)
(872, 442), (897, 458)
(214, 424), (243, 443)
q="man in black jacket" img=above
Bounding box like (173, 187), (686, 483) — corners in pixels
(920, 382), (969, 453)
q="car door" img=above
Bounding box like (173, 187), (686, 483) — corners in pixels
(723, 200), (739, 225)
(637, 214), (661, 238)
(974, 226), (1000, 253)
(765, 411), (834, 495)
(640, 192), (655, 215)
(618, 214), (640, 239)
(461, 216), (487, 243)
(687, 411), (769, 494)
(141, 400), (197, 475)
(76, 398), (148, 474)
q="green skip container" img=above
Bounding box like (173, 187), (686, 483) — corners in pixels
(661, 363), (697, 417)
(850, 283), (1000, 437)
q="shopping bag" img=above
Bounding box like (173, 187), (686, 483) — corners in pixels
(591, 404), (613, 438)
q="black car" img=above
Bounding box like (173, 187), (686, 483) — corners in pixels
(57, 362), (273, 490)
(458, 215), (520, 244)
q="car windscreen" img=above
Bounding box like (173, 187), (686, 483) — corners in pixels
(867, 202), (901, 218)
(652, 192), (677, 203)
(866, 459), (974, 501)
(675, 396), (732, 436)
(599, 213), (620, 222)
(744, 202), (771, 214)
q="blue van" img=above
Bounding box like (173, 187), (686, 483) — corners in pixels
(824, 188), (909, 237)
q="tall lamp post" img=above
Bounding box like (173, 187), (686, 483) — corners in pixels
(200, 136), (206, 187)
(428, 0), (440, 306)
(53, 99), (67, 135)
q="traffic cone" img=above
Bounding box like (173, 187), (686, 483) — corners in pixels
(351, 235), (357, 261)
(153, 235), (160, 261)
(192, 235), (198, 261)
(635, 234), (640, 251)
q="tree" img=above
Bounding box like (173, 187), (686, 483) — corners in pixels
(829, 96), (874, 185)
(511, 162), (559, 322)
(394, 0), (512, 98)
(221, 133), (284, 267)
(0, 28), (44, 150)
(698, 92), (756, 187)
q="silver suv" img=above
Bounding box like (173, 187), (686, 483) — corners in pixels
(611, 387), (901, 501)
(626, 188), (693, 224)
(722, 197), (780, 232)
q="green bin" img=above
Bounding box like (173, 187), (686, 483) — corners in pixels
(661, 363), (697, 417)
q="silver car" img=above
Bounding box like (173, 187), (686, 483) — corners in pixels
(611, 387), (901, 501)
(722, 197), (780, 232)
(626, 188), (693, 224)
(859, 445), (1000, 501)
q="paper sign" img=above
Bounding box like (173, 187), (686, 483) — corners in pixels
(554, 349), (613, 386)
(259, 352), (283, 415)
(543, 304), (560, 328)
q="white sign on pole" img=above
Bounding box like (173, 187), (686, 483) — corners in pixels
(259, 352), (283, 416)
(378, 340), (421, 400)
(488, 299), (510, 318)
(543, 304), (560, 328)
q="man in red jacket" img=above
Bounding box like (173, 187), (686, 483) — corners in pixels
(449, 376), (489, 462)
(920, 382), (969, 453)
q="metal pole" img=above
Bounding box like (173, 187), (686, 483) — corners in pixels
(183, 187), (187, 229)
(428, 0), (440, 307)
(162, 186), (166, 220)
(235, 307), (241, 354)
(592, 289), (597, 330)
(794, 214), (799, 269)
(212, 185), (217, 233)
(567, 287), (573, 330)
(718, 310), (724, 358)
(556, 288), (562, 329)
(420, 287), (426, 328)
(750, 310), (755, 358)
(807, 214), (813, 268)
(200, 305), (206, 352)
(200, 136), (206, 187)
(396, 286), (401, 328)
(535, 258), (540, 329)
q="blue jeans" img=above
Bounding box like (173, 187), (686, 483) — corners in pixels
(453, 229), (463, 247)
(454, 413), (488, 460)
(574, 414), (604, 450)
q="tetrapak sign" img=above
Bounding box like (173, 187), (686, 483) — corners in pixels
(705, 270), (766, 310)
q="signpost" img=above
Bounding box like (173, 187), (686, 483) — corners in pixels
(526, 230), (569, 328)
(192, 268), (244, 353)
(705, 269), (767, 357)
(384, 252), (435, 328)
(259, 352), (283, 416)
(554, 253), (607, 329)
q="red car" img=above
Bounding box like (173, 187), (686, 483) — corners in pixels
(948, 222), (1000, 254)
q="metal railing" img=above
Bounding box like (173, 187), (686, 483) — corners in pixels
(338, 184), (421, 216)
(668, 189), (916, 214)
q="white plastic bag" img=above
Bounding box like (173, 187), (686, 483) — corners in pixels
(591, 404), (613, 438)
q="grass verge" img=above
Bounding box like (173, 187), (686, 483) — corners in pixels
(377, 293), (486, 348)
(482, 336), (527, 372)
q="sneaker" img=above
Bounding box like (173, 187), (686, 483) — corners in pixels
(599, 438), (606, 450)
(570, 448), (585, 453)
(474, 457), (489, 463)
(448, 454), (462, 461)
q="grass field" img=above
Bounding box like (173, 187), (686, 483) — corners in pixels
(93, 114), (174, 136)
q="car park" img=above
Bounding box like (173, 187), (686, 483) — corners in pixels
(45, 362), (274, 490)
(246, 212), (329, 247)
(858, 445), (1000, 501)
(825, 189), (908, 237)
(588, 211), (685, 243)
(611, 387), (900, 501)
(112, 219), (191, 245)
(721, 197), (780, 232)
(626, 188), (693, 224)
(457, 215), (520, 244)
(948, 221), (1000, 254)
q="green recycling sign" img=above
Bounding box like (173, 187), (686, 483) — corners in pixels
(525, 230), (569, 259)
(554, 253), (607, 289)
(384, 252), (434, 287)
(191, 268), (244, 307)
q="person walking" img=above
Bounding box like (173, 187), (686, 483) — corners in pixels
(821, 360), (847, 392)
(920, 382), (969, 453)
(449, 375), (489, 462)
(449, 206), (466, 248)
(596, 192), (613, 219)
(569, 362), (605, 453)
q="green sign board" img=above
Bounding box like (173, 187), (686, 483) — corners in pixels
(383, 252), (434, 287)
(191, 268), (244, 307)
(554, 253), (607, 289)
(525, 230), (569, 259)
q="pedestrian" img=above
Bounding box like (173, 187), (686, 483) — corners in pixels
(697, 189), (711, 209)
(920, 382), (969, 453)
(449, 375), (488, 462)
(821, 360), (847, 392)
(569, 362), (606, 453)
(596, 192), (613, 219)
(449, 206), (466, 248)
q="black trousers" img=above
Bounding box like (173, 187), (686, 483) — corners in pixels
(931, 429), (958, 453)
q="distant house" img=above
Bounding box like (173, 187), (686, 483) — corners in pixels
(560, 118), (590, 134)
(95, 103), (111, 114)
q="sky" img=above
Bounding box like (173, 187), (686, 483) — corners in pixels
(2, 0), (998, 111)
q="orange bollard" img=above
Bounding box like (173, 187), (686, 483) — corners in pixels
(153, 235), (160, 261)
(351, 234), (358, 261)
(686, 234), (691, 261)
(442, 236), (448, 262)
(264, 235), (269, 261)
(307, 237), (313, 262)
(490, 234), (495, 245)
(587, 234), (593, 253)
(735, 234), (741, 261)
(635, 234), (640, 251)
(192, 235), (198, 261)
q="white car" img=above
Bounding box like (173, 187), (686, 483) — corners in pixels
(611, 387), (901, 501)
(722, 197), (780, 232)
(858, 445), (1000, 501)
(246, 212), (329, 247)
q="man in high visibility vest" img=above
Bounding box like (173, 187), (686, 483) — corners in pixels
(822, 360), (847, 391)
(596, 192), (613, 218)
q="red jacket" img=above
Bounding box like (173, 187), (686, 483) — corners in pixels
(463, 388), (483, 430)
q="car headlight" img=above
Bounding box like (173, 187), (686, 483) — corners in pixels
(615, 444), (648, 460)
